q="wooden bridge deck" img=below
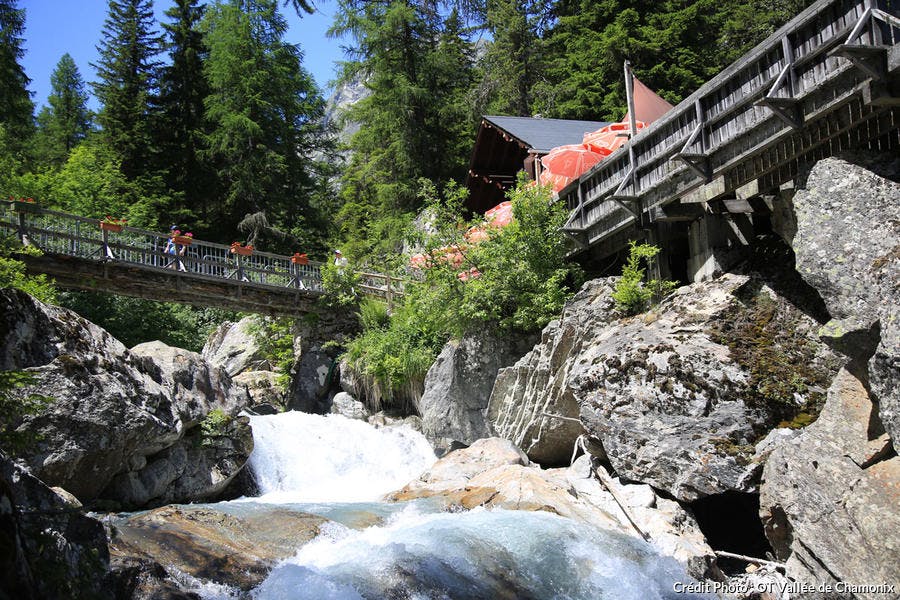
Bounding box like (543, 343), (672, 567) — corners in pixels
(1, 203), (401, 317)
(561, 0), (900, 257)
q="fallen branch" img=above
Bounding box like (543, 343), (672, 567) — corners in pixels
(714, 550), (786, 569)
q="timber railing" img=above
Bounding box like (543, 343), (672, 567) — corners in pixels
(0, 200), (404, 309)
(560, 0), (900, 249)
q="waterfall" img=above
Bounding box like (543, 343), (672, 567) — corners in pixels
(246, 411), (437, 503)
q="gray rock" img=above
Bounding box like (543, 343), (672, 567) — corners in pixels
(286, 314), (356, 414)
(575, 275), (837, 501)
(759, 368), (900, 594)
(201, 317), (267, 377)
(233, 370), (285, 408)
(0, 452), (111, 599)
(330, 391), (370, 420)
(791, 153), (900, 449)
(419, 328), (536, 455)
(487, 279), (618, 465)
(1, 289), (252, 508)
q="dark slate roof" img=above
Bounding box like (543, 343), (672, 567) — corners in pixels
(484, 115), (611, 153)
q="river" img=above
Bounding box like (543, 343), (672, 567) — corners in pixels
(180, 411), (711, 599)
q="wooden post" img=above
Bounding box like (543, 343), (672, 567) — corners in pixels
(386, 274), (393, 312)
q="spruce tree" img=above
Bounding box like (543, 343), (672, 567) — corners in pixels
(203, 0), (327, 247)
(330, 0), (478, 261)
(92, 0), (162, 179)
(34, 53), (92, 166)
(159, 0), (213, 226)
(0, 0), (34, 145)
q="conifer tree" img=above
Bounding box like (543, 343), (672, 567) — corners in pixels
(202, 0), (327, 247)
(92, 0), (162, 179)
(158, 0), (213, 225)
(34, 54), (92, 166)
(0, 0), (34, 145)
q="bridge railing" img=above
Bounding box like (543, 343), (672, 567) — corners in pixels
(561, 0), (900, 246)
(0, 201), (404, 306)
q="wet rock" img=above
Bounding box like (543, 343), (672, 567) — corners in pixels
(104, 416), (253, 507)
(110, 504), (327, 591)
(233, 370), (285, 408)
(331, 391), (370, 420)
(419, 329), (536, 455)
(791, 153), (900, 449)
(759, 368), (900, 593)
(487, 279), (618, 465)
(387, 437), (529, 501)
(0, 452), (111, 600)
(107, 556), (200, 600)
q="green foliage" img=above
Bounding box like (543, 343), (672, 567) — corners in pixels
(200, 408), (232, 446)
(342, 178), (581, 410)
(0, 0), (34, 147)
(202, 0), (329, 248)
(0, 370), (49, 453)
(612, 241), (676, 316)
(330, 0), (478, 264)
(0, 236), (57, 303)
(246, 316), (295, 390)
(92, 0), (163, 180)
(33, 53), (93, 167)
(319, 261), (361, 308)
(57, 291), (235, 351)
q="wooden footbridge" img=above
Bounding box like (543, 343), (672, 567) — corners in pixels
(1, 203), (401, 317)
(561, 0), (900, 275)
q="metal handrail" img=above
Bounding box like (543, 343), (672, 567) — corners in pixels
(0, 201), (403, 308)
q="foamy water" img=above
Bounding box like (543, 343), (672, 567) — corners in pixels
(245, 411), (437, 503)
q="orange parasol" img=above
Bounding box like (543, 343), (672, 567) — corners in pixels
(538, 144), (608, 192)
(582, 121), (646, 155)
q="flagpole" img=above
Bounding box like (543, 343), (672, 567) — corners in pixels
(624, 60), (641, 223)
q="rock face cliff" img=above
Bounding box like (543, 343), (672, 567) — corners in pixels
(0, 289), (253, 509)
(418, 329), (536, 455)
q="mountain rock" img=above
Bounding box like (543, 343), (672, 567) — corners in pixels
(1, 289), (252, 508)
(201, 316), (267, 377)
(791, 153), (900, 451)
(419, 329), (536, 455)
(759, 367), (899, 593)
(487, 278), (618, 465)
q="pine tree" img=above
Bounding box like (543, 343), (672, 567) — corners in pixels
(92, 0), (162, 179)
(34, 53), (92, 166)
(203, 0), (327, 247)
(330, 0), (478, 261)
(0, 0), (34, 145)
(474, 0), (545, 117)
(158, 0), (213, 226)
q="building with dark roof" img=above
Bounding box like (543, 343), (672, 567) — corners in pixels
(465, 115), (609, 214)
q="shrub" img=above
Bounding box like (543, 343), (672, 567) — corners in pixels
(612, 241), (677, 315)
(200, 408), (232, 446)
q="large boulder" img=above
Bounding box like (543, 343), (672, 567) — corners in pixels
(759, 367), (899, 595)
(1, 289), (251, 508)
(791, 153), (900, 450)
(286, 313), (357, 414)
(201, 316), (266, 377)
(574, 274), (839, 502)
(110, 504), (327, 591)
(419, 329), (536, 454)
(487, 279), (618, 465)
(0, 452), (111, 600)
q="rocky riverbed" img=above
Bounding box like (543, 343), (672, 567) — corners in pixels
(2, 152), (898, 599)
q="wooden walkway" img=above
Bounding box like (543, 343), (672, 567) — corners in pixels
(561, 0), (900, 257)
(1, 203), (401, 317)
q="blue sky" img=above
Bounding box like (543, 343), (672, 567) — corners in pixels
(20, 1), (345, 111)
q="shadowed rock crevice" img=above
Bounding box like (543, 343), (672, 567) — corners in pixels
(688, 492), (772, 575)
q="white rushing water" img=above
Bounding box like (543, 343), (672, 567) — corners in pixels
(245, 411), (437, 503)
(186, 411), (711, 600)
